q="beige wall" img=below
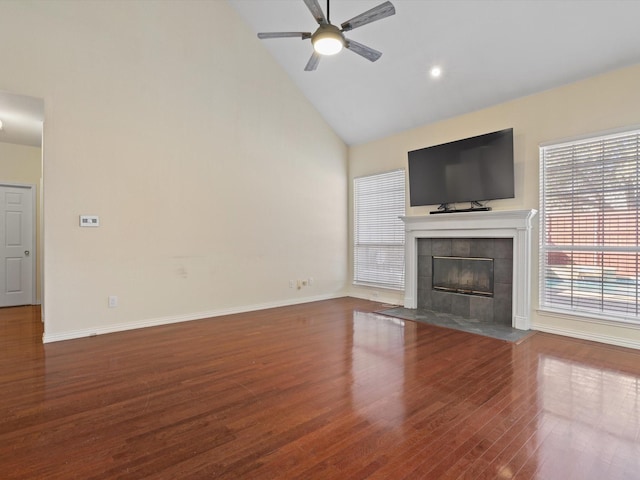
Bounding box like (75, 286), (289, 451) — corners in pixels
(349, 63), (640, 348)
(0, 142), (42, 303)
(0, 1), (348, 341)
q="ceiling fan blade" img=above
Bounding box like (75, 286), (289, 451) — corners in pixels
(345, 38), (382, 62)
(304, 51), (321, 71)
(303, 0), (328, 25)
(341, 1), (396, 32)
(258, 32), (312, 39)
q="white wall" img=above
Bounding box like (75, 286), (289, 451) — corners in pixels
(0, 142), (42, 302)
(349, 63), (640, 348)
(0, 1), (348, 341)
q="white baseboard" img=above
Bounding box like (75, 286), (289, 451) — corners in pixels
(42, 292), (343, 343)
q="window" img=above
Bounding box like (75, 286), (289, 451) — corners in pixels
(540, 128), (640, 322)
(353, 169), (405, 290)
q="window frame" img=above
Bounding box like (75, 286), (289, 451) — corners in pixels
(353, 169), (406, 291)
(539, 127), (640, 324)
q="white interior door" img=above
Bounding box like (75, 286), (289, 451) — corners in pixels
(0, 184), (34, 307)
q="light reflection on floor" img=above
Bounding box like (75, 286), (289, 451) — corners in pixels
(349, 310), (640, 478)
(535, 355), (640, 479)
(351, 312), (408, 430)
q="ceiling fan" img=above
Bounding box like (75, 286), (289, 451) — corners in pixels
(257, 0), (396, 71)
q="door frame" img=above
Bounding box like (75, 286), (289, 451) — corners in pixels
(0, 182), (37, 306)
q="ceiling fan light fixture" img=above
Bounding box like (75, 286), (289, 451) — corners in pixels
(256, 0), (396, 70)
(312, 24), (344, 55)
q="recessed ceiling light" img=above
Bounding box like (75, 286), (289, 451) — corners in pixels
(430, 66), (442, 78)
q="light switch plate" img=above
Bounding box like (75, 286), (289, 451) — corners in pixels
(80, 215), (100, 227)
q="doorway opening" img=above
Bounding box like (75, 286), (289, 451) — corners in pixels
(0, 91), (44, 339)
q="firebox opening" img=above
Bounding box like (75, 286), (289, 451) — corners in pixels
(432, 256), (494, 297)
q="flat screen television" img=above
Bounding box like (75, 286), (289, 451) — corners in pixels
(408, 128), (514, 208)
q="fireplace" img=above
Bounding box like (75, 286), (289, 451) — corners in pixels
(401, 210), (537, 330)
(417, 238), (512, 325)
(432, 256), (494, 297)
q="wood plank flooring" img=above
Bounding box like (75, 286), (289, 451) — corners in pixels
(2, 298), (640, 479)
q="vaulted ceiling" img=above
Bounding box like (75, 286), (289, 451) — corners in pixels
(3, 1), (640, 149)
(229, 0), (640, 145)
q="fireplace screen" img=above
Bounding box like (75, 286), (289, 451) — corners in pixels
(432, 256), (494, 297)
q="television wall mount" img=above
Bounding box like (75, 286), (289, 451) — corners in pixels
(429, 201), (492, 215)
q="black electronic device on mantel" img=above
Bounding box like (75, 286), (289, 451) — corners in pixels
(407, 128), (514, 213)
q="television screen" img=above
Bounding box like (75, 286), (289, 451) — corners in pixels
(408, 128), (514, 207)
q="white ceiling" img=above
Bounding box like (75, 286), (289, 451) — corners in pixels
(0, 91), (44, 148)
(229, 0), (640, 146)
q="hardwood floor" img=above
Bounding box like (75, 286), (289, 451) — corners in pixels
(2, 298), (640, 479)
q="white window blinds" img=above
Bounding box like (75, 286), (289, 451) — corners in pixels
(354, 169), (406, 290)
(540, 128), (640, 321)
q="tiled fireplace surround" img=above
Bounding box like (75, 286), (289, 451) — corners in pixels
(401, 210), (537, 330)
(418, 237), (514, 326)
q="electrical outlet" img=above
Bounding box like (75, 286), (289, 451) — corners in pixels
(289, 280), (294, 288)
(79, 215), (100, 227)
(308, 277), (314, 286)
(108, 295), (118, 308)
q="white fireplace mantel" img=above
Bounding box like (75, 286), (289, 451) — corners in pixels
(401, 209), (538, 330)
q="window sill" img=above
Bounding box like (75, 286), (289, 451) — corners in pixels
(352, 281), (404, 292)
